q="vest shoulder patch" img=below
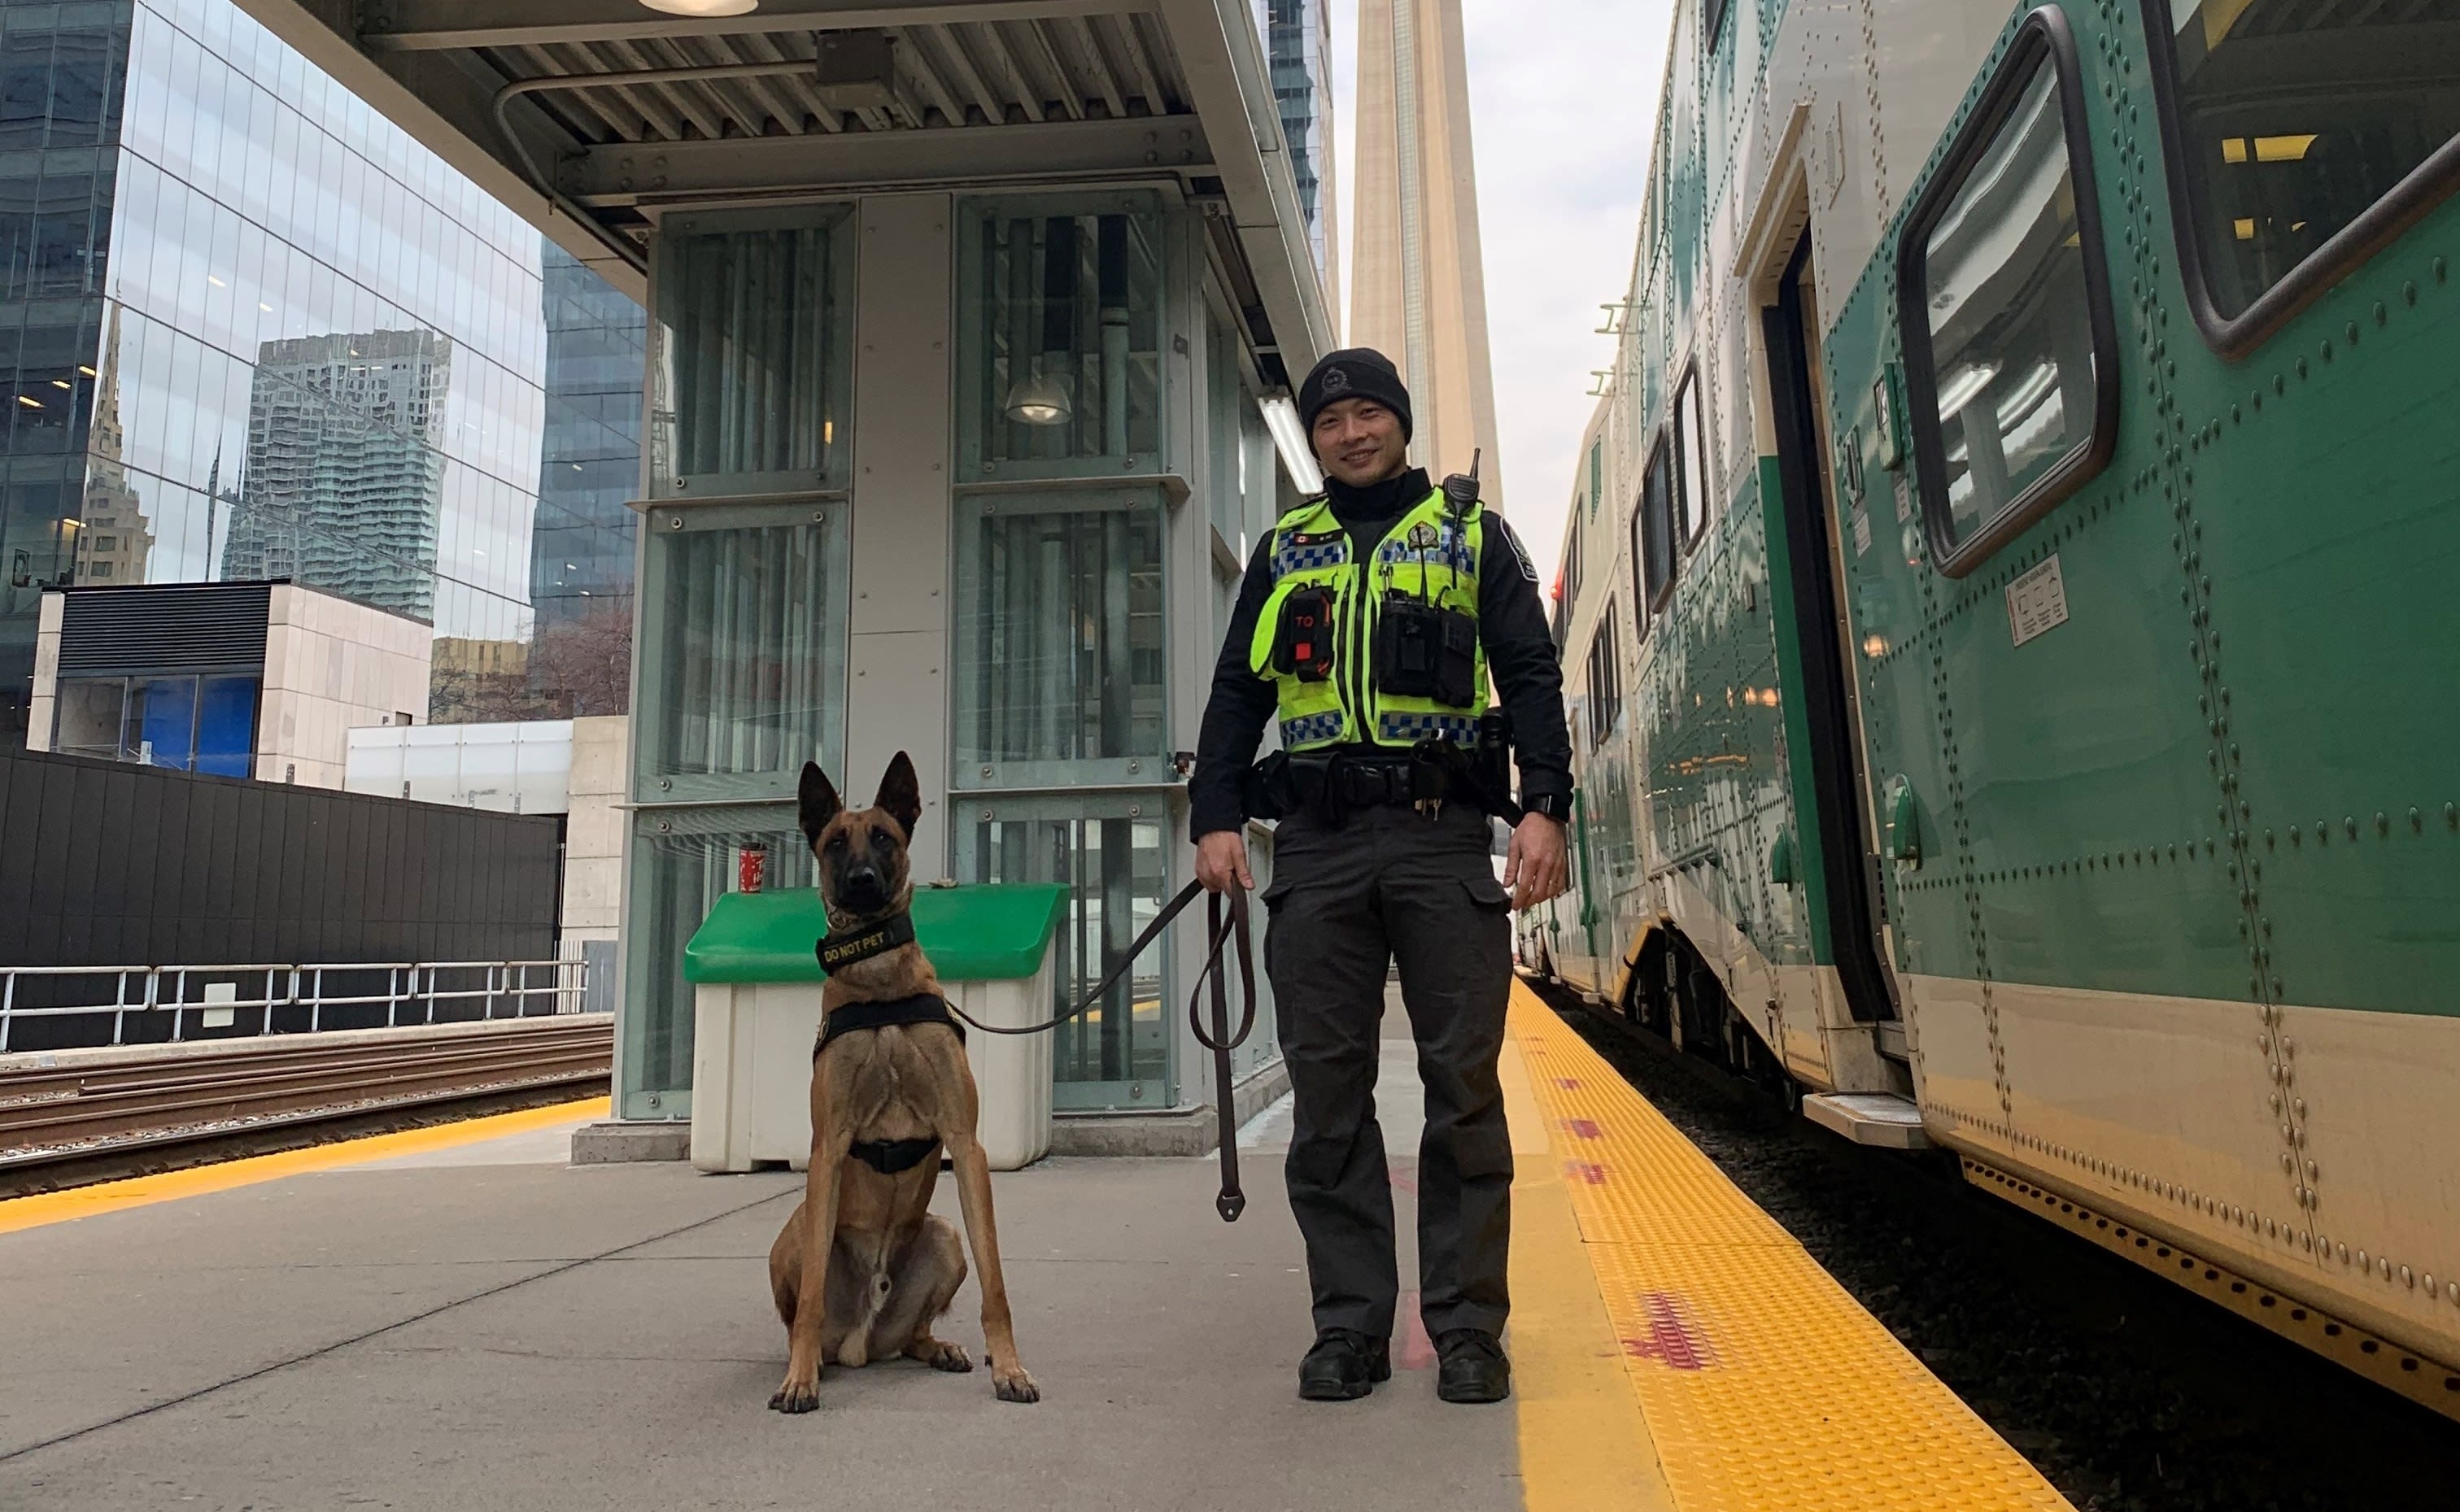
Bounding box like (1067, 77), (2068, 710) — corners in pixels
(1492, 516), (1540, 583)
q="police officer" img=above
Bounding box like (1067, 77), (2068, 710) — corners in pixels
(1192, 348), (1572, 1405)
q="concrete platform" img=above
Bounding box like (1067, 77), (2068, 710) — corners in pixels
(1, 985), (2072, 1512)
(0, 987), (1671, 1512)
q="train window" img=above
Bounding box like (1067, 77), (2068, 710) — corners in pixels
(1626, 479), (1651, 644)
(1675, 365), (1710, 547)
(2144, 0), (2460, 356)
(1585, 602), (1622, 751)
(1895, 7), (2116, 577)
(1640, 431), (1677, 607)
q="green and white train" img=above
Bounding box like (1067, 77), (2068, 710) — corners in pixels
(1524, 0), (2460, 1410)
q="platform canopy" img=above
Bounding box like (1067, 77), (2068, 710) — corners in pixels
(239, 0), (1330, 387)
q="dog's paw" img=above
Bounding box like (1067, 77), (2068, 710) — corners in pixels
(992, 1364), (1040, 1404)
(768, 1378), (822, 1414)
(909, 1337), (974, 1373)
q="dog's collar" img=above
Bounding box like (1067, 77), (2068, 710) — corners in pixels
(817, 910), (916, 973)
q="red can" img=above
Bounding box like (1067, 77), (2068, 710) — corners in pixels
(738, 841), (768, 894)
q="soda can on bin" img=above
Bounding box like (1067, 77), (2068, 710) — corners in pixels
(738, 841), (768, 894)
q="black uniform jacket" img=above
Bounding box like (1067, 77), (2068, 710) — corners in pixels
(1190, 467), (1575, 839)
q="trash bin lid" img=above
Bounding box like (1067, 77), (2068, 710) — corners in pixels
(684, 883), (1071, 984)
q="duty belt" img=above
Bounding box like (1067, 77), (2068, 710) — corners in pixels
(1294, 753), (1429, 810)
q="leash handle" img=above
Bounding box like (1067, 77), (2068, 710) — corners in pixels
(1190, 887), (1257, 1222)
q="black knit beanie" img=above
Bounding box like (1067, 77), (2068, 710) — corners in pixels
(1297, 348), (1414, 442)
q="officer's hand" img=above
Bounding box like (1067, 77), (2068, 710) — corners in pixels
(1195, 830), (1255, 894)
(1503, 813), (1568, 910)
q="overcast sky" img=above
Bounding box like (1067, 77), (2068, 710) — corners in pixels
(1332, 0), (1677, 587)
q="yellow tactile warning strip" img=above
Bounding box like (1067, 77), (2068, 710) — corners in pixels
(1505, 1035), (1679, 1511)
(1506, 985), (2073, 1512)
(0, 1096), (608, 1237)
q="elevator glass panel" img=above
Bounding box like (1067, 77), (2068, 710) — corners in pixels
(962, 800), (1171, 1109)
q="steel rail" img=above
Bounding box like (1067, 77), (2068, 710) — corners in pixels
(0, 1017), (613, 1171)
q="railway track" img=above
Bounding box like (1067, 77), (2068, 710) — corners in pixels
(0, 1015), (612, 1174)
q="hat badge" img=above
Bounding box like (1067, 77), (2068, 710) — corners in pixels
(1322, 366), (1350, 394)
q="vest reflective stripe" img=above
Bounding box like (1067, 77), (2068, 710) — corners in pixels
(1249, 489), (1488, 752)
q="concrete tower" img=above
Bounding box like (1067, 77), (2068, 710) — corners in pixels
(1349, 0), (1504, 500)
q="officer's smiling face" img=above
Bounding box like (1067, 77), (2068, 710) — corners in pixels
(1311, 398), (1409, 489)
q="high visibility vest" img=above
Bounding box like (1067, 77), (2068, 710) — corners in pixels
(1246, 488), (1488, 752)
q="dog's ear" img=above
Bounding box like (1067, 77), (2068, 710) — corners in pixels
(799, 761), (843, 845)
(873, 751), (922, 842)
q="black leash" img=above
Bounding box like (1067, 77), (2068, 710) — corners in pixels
(928, 879), (1258, 1223)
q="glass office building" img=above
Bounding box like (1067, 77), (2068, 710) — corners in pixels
(527, 243), (645, 717)
(0, 0), (642, 745)
(1256, 0), (1337, 294)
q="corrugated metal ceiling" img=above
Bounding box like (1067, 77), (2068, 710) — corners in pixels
(485, 16), (1189, 147)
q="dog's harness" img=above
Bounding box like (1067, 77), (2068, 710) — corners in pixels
(811, 922), (969, 1176)
(813, 991), (967, 1055)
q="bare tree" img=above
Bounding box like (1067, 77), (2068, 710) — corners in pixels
(530, 599), (635, 717)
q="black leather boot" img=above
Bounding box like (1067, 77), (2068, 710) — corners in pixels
(1297, 1328), (1392, 1401)
(1434, 1328), (1511, 1404)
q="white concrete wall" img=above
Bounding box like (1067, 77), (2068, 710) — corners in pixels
(561, 713), (629, 943)
(24, 589), (63, 750)
(257, 583), (431, 788)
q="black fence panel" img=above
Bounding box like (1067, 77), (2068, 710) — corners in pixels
(0, 743), (561, 982)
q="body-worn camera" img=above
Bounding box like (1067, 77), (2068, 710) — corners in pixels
(1271, 586), (1337, 682)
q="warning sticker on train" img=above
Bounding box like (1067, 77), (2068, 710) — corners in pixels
(2006, 555), (2070, 647)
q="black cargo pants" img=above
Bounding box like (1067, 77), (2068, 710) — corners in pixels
(1260, 799), (1516, 1342)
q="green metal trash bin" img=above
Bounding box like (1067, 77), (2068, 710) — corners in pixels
(683, 883), (1069, 1172)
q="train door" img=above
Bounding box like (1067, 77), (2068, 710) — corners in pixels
(1760, 233), (1897, 1026)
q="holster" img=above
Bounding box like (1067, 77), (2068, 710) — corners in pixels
(1241, 749), (1293, 822)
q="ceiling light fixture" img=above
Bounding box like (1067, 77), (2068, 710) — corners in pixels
(639, 0), (759, 15)
(1258, 394), (1324, 494)
(1003, 368), (1073, 427)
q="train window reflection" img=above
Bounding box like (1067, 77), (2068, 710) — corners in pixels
(1675, 365), (1709, 547)
(1640, 433), (1675, 608)
(1896, 8), (2114, 575)
(2148, 0), (2460, 349)
(1917, 64), (2093, 547)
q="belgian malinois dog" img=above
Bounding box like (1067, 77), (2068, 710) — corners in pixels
(767, 752), (1038, 1412)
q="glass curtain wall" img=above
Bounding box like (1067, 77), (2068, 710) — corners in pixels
(955, 193), (1177, 1108)
(0, 2), (124, 739)
(622, 206), (853, 1120)
(109, 0), (552, 708)
(0, 0), (644, 742)
(529, 242), (646, 717)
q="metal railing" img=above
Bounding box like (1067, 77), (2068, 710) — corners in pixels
(0, 959), (589, 1053)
